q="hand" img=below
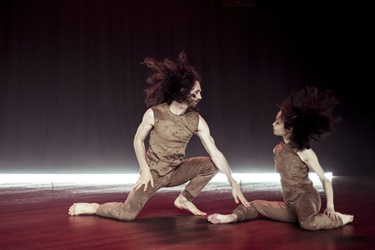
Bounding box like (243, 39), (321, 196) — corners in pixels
(324, 207), (339, 220)
(231, 181), (251, 208)
(134, 169), (154, 191)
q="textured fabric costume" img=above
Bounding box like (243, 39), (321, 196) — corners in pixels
(231, 141), (343, 230)
(96, 103), (218, 221)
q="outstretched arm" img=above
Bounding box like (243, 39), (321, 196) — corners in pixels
(298, 148), (339, 220)
(196, 115), (250, 208)
(133, 108), (155, 191)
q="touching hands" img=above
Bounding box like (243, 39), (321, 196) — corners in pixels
(231, 181), (251, 208)
(134, 169), (154, 191)
(324, 207), (340, 220)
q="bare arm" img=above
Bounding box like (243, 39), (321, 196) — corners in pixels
(196, 115), (250, 207)
(297, 148), (339, 220)
(133, 108), (154, 191)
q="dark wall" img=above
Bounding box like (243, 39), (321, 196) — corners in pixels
(0, 0), (373, 176)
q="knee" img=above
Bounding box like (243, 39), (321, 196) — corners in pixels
(250, 200), (262, 206)
(118, 211), (137, 221)
(249, 200), (269, 210)
(233, 202), (259, 221)
(299, 217), (319, 231)
(117, 203), (139, 221)
(249, 200), (262, 215)
(211, 164), (220, 174)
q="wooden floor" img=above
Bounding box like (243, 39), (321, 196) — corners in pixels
(1, 176), (374, 250)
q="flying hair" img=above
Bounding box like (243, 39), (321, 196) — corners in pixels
(279, 86), (341, 150)
(142, 51), (201, 107)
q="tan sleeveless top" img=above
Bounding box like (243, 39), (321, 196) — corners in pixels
(273, 141), (318, 204)
(146, 103), (199, 176)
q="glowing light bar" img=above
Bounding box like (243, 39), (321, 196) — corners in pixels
(0, 173), (332, 185)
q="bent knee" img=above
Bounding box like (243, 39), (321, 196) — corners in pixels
(299, 218), (319, 231)
(118, 212), (137, 221)
(118, 207), (138, 221)
(250, 200), (264, 205)
(211, 165), (220, 174)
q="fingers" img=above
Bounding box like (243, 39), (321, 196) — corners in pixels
(332, 212), (340, 220)
(325, 210), (339, 220)
(232, 188), (250, 207)
(134, 181), (148, 191)
(324, 211), (331, 217)
(234, 194), (251, 207)
(240, 197), (250, 208)
(134, 183), (148, 191)
(134, 182), (141, 190)
(242, 199), (251, 208)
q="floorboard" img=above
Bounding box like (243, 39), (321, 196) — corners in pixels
(0, 176), (374, 250)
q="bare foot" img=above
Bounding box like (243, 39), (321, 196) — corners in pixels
(207, 213), (237, 224)
(336, 212), (354, 225)
(68, 203), (100, 216)
(174, 194), (206, 216)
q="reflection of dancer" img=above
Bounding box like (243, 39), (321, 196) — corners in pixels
(208, 86), (353, 230)
(69, 51), (250, 221)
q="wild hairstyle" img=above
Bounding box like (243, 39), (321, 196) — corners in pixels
(142, 51), (201, 107)
(279, 86), (341, 150)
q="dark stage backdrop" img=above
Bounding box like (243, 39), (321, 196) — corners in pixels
(0, 0), (373, 176)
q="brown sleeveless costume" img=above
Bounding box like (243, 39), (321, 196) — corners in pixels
(231, 141), (343, 230)
(95, 103), (218, 221)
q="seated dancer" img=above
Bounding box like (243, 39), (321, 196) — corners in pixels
(69, 51), (250, 221)
(208, 86), (353, 230)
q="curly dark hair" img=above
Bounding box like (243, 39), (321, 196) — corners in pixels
(279, 86), (341, 150)
(142, 51), (201, 107)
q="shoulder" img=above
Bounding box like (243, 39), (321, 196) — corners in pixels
(197, 115), (210, 133)
(186, 108), (199, 118)
(150, 103), (169, 120)
(142, 108), (155, 124)
(182, 108), (200, 132)
(273, 141), (283, 153)
(297, 148), (317, 162)
(144, 107), (154, 116)
(151, 102), (168, 112)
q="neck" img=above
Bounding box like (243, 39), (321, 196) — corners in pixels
(169, 101), (188, 116)
(282, 136), (290, 144)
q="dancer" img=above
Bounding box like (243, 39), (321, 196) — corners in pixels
(208, 86), (353, 230)
(69, 51), (250, 221)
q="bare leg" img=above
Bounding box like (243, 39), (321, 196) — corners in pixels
(207, 213), (237, 224)
(174, 194), (206, 216)
(336, 212), (354, 225)
(68, 203), (100, 216)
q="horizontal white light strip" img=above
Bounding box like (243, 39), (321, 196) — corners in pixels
(0, 173), (332, 185)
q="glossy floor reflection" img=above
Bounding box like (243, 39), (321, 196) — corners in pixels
(0, 176), (373, 250)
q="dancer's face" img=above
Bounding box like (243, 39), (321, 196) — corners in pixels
(187, 81), (202, 108)
(272, 111), (289, 137)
